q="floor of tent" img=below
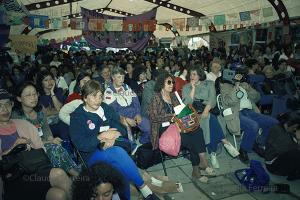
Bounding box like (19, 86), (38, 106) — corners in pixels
(131, 136), (300, 200)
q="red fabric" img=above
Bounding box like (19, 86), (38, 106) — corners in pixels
(66, 92), (81, 103)
(174, 77), (188, 97)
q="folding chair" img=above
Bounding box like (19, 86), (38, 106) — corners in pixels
(159, 148), (190, 176)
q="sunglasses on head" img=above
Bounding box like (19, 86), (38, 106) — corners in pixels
(166, 80), (175, 85)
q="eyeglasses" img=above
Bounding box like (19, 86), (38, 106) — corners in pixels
(22, 93), (38, 98)
(166, 80), (175, 85)
(0, 101), (13, 111)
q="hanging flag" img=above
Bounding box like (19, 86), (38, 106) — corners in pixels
(187, 17), (199, 27)
(214, 14), (226, 25)
(51, 18), (62, 29)
(226, 13), (239, 25)
(29, 15), (49, 28)
(88, 19), (105, 31)
(105, 19), (123, 31)
(198, 25), (202, 31)
(239, 11), (251, 21)
(172, 18), (185, 31)
(250, 9), (260, 21)
(143, 20), (156, 31)
(263, 7), (273, 17)
(70, 18), (84, 30)
(62, 18), (68, 28)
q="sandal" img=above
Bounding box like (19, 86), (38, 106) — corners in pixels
(200, 167), (217, 177)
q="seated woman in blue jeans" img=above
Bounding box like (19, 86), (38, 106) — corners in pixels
(69, 80), (158, 200)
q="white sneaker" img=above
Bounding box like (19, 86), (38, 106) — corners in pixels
(224, 143), (240, 157)
(210, 153), (220, 169)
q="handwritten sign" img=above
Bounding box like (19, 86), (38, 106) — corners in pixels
(10, 35), (37, 54)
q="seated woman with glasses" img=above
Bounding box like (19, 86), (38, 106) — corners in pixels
(148, 72), (212, 183)
(69, 80), (159, 200)
(0, 89), (72, 200)
(12, 82), (79, 176)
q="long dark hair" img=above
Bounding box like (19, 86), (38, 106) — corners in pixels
(35, 70), (56, 95)
(72, 162), (125, 200)
(14, 81), (42, 115)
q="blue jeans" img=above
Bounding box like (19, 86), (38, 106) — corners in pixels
(240, 109), (278, 152)
(206, 114), (225, 153)
(88, 146), (144, 200)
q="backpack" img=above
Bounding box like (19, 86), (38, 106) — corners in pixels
(235, 160), (270, 192)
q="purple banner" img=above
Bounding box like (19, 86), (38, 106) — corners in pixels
(0, 24), (10, 49)
(81, 7), (157, 52)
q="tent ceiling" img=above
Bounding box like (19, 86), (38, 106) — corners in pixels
(11, 0), (300, 37)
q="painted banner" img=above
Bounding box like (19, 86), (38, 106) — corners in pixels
(10, 35), (37, 54)
(81, 7), (157, 51)
(28, 15), (49, 28)
(187, 17), (199, 27)
(70, 18), (84, 30)
(88, 19), (105, 31)
(239, 11), (251, 21)
(214, 14), (226, 25)
(172, 18), (185, 31)
(263, 7), (273, 17)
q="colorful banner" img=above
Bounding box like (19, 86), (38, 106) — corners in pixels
(70, 18), (84, 30)
(263, 7), (273, 17)
(51, 18), (62, 29)
(88, 19), (105, 31)
(10, 35), (37, 54)
(214, 14), (226, 25)
(239, 11), (251, 21)
(187, 17), (199, 27)
(82, 7), (156, 51)
(143, 20), (156, 32)
(28, 15), (49, 28)
(172, 18), (185, 31)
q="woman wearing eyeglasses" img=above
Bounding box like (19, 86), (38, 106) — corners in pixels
(12, 82), (79, 176)
(0, 89), (71, 200)
(148, 72), (210, 183)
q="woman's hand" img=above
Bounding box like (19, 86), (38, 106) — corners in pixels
(50, 80), (56, 96)
(125, 118), (137, 127)
(134, 115), (142, 125)
(52, 137), (63, 145)
(98, 128), (121, 140)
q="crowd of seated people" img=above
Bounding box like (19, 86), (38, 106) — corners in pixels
(0, 41), (300, 198)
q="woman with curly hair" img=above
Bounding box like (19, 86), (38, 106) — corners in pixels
(72, 162), (125, 200)
(148, 72), (211, 183)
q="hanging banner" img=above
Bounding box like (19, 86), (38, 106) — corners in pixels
(143, 20), (156, 31)
(70, 18), (84, 30)
(88, 19), (105, 31)
(28, 15), (49, 28)
(250, 9), (260, 21)
(10, 35), (37, 54)
(187, 17), (199, 27)
(214, 14), (225, 25)
(262, 7), (273, 17)
(172, 18), (185, 31)
(239, 11), (251, 21)
(51, 18), (62, 29)
(82, 7), (157, 51)
(105, 19), (123, 31)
